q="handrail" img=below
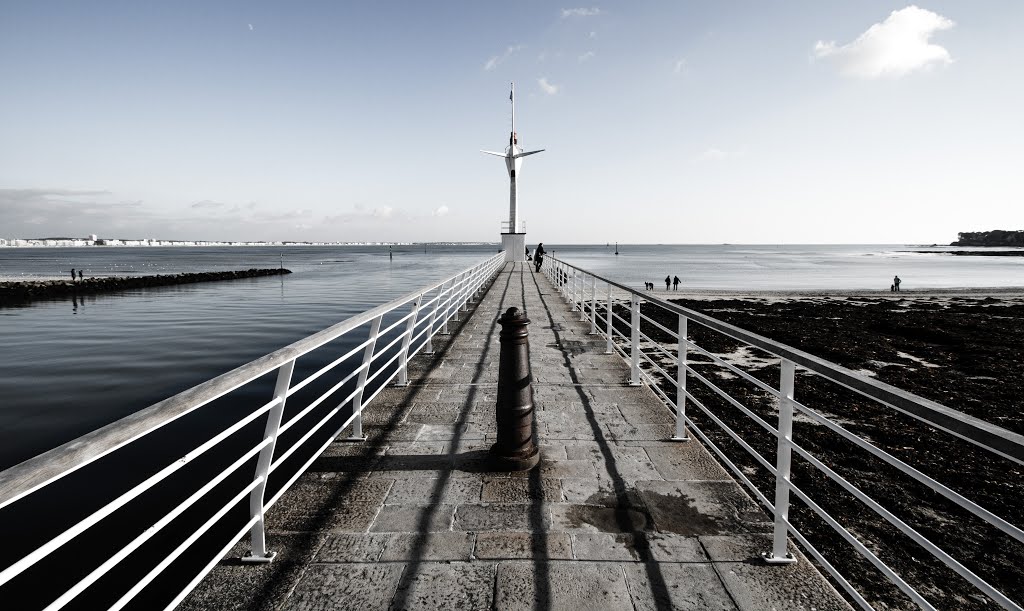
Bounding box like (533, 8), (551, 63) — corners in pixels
(543, 255), (1024, 611)
(0, 253), (503, 508)
(0, 251), (505, 609)
(546, 257), (1024, 465)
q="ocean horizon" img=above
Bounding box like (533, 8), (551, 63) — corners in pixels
(2, 242), (1023, 469)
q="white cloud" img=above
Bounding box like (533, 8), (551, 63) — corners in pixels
(813, 6), (954, 78)
(372, 206), (393, 219)
(562, 7), (602, 18)
(538, 77), (559, 95)
(674, 58), (687, 74)
(578, 51), (595, 63)
(695, 148), (739, 161)
(432, 205), (450, 217)
(589, 31), (597, 38)
(248, 23), (253, 31)
(484, 44), (524, 71)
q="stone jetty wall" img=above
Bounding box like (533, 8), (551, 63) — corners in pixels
(0, 268), (291, 306)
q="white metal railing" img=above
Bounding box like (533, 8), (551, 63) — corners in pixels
(0, 252), (505, 610)
(544, 256), (1024, 611)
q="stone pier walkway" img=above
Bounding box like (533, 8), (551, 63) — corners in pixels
(183, 263), (850, 611)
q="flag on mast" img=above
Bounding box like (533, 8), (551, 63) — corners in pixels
(509, 84), (513, 102)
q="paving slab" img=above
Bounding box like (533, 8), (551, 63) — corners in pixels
(183, 262), (851, 611)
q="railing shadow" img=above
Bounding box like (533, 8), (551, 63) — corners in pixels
(528, 269), (674, 611)
(199, 269), (506, 611)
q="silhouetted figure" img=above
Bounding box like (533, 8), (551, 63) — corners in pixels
(78, 270), (83, 281)
(664, 275), (670, 290)
(534, 243), (546, 272)
(389, 246), (393, 261)
(70, 268), (76, 282)
(894, 275), (901, 292)
(525, 246), (531, 261)
(673, 275), (680, 291)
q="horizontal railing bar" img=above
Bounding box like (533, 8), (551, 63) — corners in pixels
(286, 338), (370, 398)
(0, 398), (275, 587)
(277, 363), (362, 437)
(0, 252), (504, 507)
(122, 498), (261, 611)
(787, 397), (1024, 545)
(638, 310), (678, 340)
(684, 339), (783, 399)
(788, 482), (936, 610)
(784, 517), (875, 611)
(685, 418), (774, 511)
(45, 439), (270, 611)
(265, 409), (359, 512)
(683, 390), (778, 476)
(792, 443), (1022, 610)
(684, 365), (778, 436)
(547, 256), (1024, 464)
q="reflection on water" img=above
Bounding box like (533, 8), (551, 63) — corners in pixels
(0, 245), (497, 468)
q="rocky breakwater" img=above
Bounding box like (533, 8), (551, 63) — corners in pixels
(0, 268), (292, 306)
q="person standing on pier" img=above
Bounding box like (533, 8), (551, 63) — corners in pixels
(664, 275), (671, 290)
(894, 275), (901, 292)
(533, 243), (545, 272)
(78, 270), (83, 281)
(673, 275), (680, 291)
(70, 268), (76, 282)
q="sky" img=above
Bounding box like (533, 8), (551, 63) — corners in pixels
(1, 1), (1022, 244)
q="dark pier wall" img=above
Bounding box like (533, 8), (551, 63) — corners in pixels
(0, 268), (291, 306)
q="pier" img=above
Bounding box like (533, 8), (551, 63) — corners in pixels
(180, 262), (847, 610)
(2, 253), (1021, 610)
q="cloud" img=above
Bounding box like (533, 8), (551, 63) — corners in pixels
(538, 77), (559, 95)
(589, 31), (597, 38)
(484, 44), (524, 71)
(561, 7), (602, 18)
(813, 6), (954, 78)
(674, 58), (687, 74)
(578, 51), (595, 63)
(432, 205), (450, 217)
(191, 200), (225, 209)
(695, 148), (742, 161)
(248, 23), (253, 31)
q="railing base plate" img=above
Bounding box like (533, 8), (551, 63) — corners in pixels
(669, 435), (690, 442)
(761, 552), (797, 565)
(241, 551), (278, 564)
(341, 436), (367, 442)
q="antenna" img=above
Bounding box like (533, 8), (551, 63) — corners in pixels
(510, 82), (516, 147)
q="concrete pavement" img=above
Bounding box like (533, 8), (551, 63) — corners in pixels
(181, 262), (851, 611)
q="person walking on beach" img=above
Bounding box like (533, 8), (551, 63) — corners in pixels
(894, 275), (901, 292)
(534, 243), (546, 272)
(672, 275), (680, 291)
(70, 268), (76, 282)
(664, 275), (671, 291)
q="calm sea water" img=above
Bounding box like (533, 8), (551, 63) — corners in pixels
(1, 243), (1022, 469)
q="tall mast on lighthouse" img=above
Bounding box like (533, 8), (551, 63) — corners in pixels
(482, 82), (545, 263)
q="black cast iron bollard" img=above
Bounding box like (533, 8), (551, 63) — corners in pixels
(491, 306), (540, 471)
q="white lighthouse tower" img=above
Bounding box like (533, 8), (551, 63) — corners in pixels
(482, 82), (544, 262)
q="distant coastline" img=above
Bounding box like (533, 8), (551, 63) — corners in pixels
(0, 238), (496, 248)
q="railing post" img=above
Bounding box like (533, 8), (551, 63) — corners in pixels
(579, 274), (587, 322)
(396, 295), (422, 386)
(629, 293), (641, 386)
(349, 315), (383, 441)
(764, 359), (798, 564)
(243, 358), (295, 563)
(440, 278), (453, 335)
(672, 315), (689, 441)
(453, 272), (466, 321)
(425, 284), (442, 352)
(605, 283), (613, 354)
(589, 277), (597, 333)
